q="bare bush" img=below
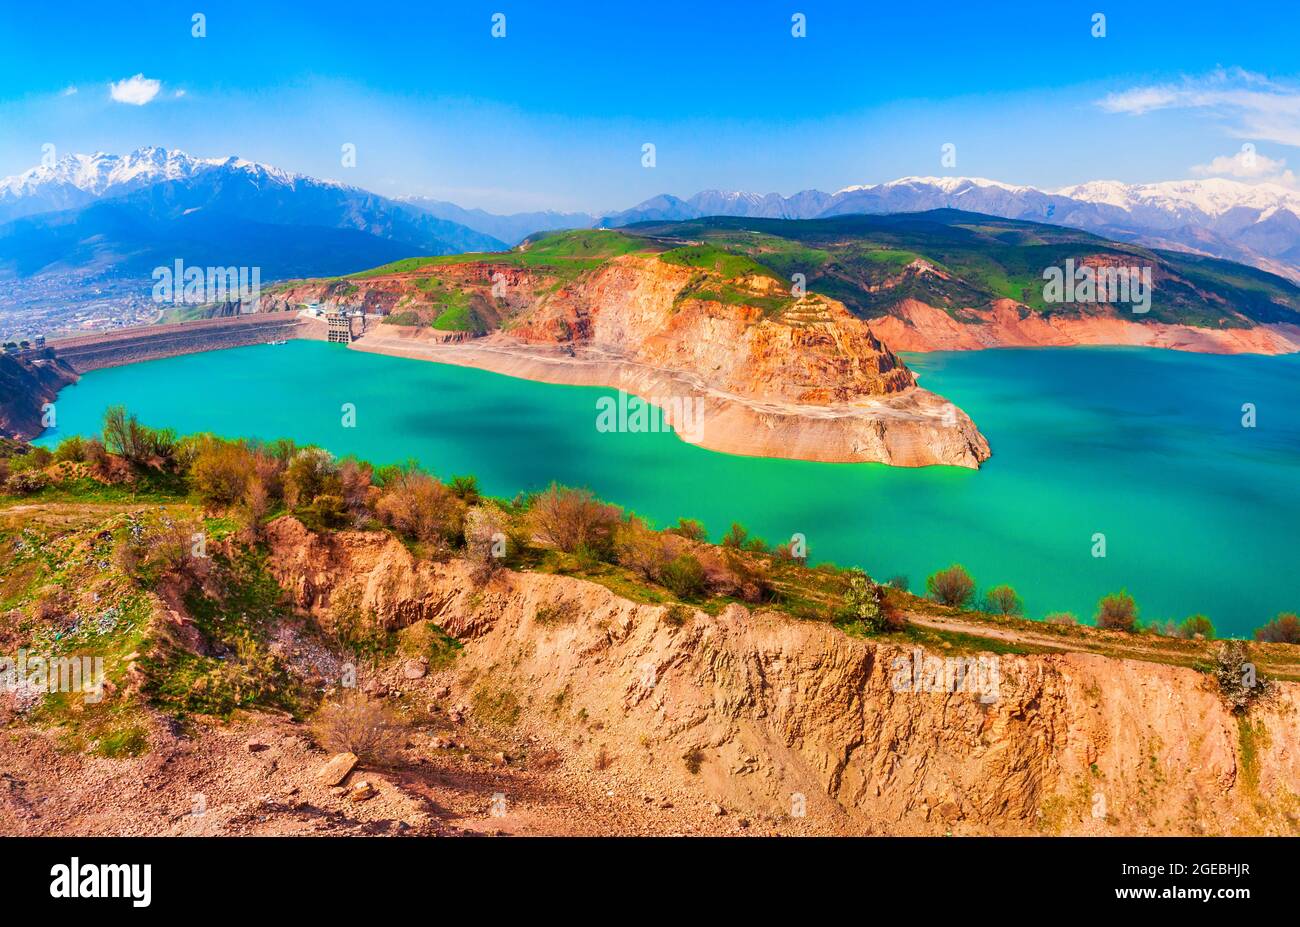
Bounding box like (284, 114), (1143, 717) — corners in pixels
(311, 690), (403, 765)
(926, 564), (975, 607)
(464, 505), (512, 578)
(1096, 590), (1139, 632)
(613, 517), (673, 580)
(527, 484), (619, 555)
(1254, 612), (1300, 644)
(375, 470), (465, 545)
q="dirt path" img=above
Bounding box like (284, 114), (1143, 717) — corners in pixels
(906, 611), (1300, 680)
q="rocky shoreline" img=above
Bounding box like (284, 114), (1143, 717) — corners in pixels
(349, 327), (992, 468)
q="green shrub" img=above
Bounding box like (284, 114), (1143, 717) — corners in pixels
(661, 554), (706, 599)
(448, 474), (480, 504)
(10, 446), (53, 472)
(53, 436), (88, 463)
(670, 518), (707, 542)
(1179, 614), (1215, 639)
(663, 603), (692, 627)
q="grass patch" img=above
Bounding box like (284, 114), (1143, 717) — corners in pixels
(398, 621), (462, 669)
(471, 683), (520, 726)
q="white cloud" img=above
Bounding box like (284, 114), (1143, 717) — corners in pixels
(108, 74), (162, 106)
(61, 85), (78, 97)
(1098, 67), (1300, 147)
(1191, 148), (1296, 187)
(174, 89), (186, 98)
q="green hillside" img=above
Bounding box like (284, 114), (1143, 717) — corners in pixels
(278, 210), (1300, 332)
(618, 211), (1300, 329)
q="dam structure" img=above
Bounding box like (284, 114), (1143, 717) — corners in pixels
(46, 313), (320, 373)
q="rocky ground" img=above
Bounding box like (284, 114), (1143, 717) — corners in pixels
(0, 661), (839, 838)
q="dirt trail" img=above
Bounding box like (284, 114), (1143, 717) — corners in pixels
(905, 610), (1300, 680)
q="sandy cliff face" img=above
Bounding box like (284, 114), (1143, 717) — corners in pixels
(514, 256), (917, 403)
(262, 518), (1300, 836)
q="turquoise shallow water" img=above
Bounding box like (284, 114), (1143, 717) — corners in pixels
(36, 339), (1300, 636)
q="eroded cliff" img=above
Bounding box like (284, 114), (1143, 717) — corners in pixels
(262, 518), (1300, 836)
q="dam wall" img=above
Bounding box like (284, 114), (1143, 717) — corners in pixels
(48, 313), (323, 373)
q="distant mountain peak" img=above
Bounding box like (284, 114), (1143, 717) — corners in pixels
(0, 146), (314, 204)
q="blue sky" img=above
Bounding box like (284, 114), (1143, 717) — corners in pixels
(2, 0), (1300, 212)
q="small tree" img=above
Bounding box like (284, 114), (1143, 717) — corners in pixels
(53, 436), (87, 463)
(982, 584), (1024, 616)
(1096, 590), (1139, 632)
(926, 564), (975, 608)
(189, 439), (254, 507)
(1044, 612), (1077, 625)
(284, 447), (339, 508)
(102, 406), (175, 468)
(1214, 639), (1268, 714)
(1254, 612), (1300, 644)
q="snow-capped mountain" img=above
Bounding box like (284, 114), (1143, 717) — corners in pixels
(0, 147), (505, 287)
(596, 176), (1300, 282)
(1055, 178), (1300, 219)
(0, 147), (316, 223)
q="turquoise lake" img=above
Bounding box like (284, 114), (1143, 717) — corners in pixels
(35, 339), (1300, 636)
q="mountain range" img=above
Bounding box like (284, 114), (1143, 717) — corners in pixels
(4, 147), (1300, 308)
(0, 148), (506, 289)
(397, 175), (1300, 284)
